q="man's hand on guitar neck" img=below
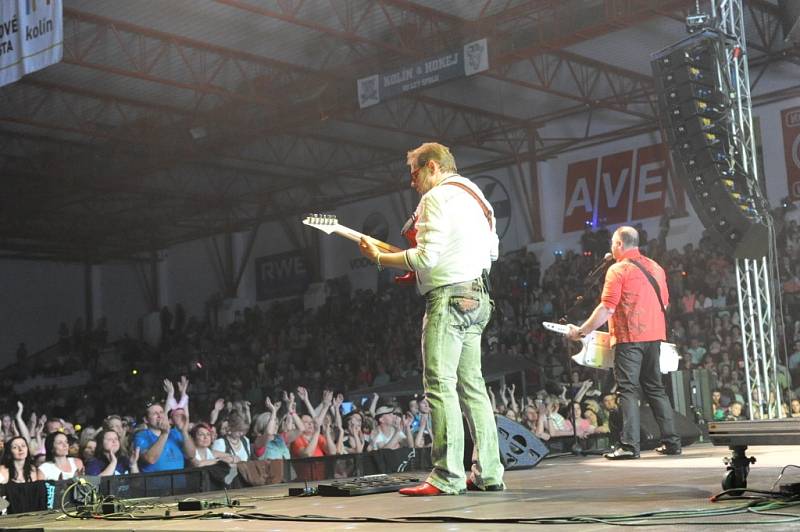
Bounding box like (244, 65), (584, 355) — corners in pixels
(358, 236), (412, 272)
(565, 324), (584, 342)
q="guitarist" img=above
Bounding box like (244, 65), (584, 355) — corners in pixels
(566, 226), (681, 460)
(358, 142), (504, 495)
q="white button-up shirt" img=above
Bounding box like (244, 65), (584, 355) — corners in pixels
(404, 173), (498, 295)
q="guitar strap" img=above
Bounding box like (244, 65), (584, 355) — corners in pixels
(443, 181), (493, 230)
(626, 259), (667, 318)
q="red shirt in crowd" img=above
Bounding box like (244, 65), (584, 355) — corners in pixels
(290, 434), (328, 458)
(601, 247), (669, 346)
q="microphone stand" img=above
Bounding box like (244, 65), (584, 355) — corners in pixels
(557, 258), (610, 457)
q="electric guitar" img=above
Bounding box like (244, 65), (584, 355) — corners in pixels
(542, 321), (680, 373)
(302, 214), (416, 285)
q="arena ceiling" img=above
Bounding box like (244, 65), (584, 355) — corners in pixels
(1, 0), (797, 262)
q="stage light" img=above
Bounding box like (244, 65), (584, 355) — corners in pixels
(132, 369), (138, 375)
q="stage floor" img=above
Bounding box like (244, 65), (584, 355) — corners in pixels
(3, 443), (799, 531)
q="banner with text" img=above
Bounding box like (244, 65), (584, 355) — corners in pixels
(255, 250), (311, 301)
(562, 143), (685, 233)
(0, 0), (63, 87)
(357, 38), (488, 109)
(783, 106), (800, 201)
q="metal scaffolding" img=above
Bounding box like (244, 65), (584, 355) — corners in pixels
(712, 0), (782, 418)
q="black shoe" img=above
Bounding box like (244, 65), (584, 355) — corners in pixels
(655, 444), (682, 455)
(604, 447), (640, 460)
(466, 478), (505, 492)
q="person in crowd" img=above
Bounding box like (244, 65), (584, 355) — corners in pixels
(38, 431), (85, 481)
(413, 398), (433, 448)
(369, 406), (413, 451)
(79, 436), (96, 464)
(290, 414), (336, 458)
(133, 402), (195, 473)
(342, 411), (367, 454)
(211, 412), (251, 463)
(358, 142), (504, 495)
(252, 398), (289, 460)
(567, 226), (681, 459)
(0, 436), (43, 483)
(85, 429), (139, 476)
(190, 422), (232, 467)
(726, 402), (746, 421)
(788, 398), (800, 418)
(102, 415), (129, 455)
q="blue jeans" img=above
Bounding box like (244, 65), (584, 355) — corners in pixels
(422, 278), (504, 492)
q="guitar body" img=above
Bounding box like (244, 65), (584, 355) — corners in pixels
(542, 322), (614, 369)
(394, 225), (418, 286)
(542, 321), (681, 373)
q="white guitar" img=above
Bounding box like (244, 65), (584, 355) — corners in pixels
(542, 322), (680, 373)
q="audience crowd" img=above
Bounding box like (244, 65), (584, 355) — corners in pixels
(2, 211), (800, 489)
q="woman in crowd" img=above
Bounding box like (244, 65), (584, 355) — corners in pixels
(38, 431), (85, 481)
(0, 436), (43, 483)
(190, 422), (232, 467)
(342, 411), (367, 453)
(102, 415), (130, 455)
(252, 398), (289, 460)
(85, 429), (139, 476)
(212, 413), (251, 463)
(79, 427), (97, 463)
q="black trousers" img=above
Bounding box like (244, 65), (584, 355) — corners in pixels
(614, 341), (680, 452)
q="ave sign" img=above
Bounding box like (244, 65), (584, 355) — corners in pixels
(562, 143), (685, 233)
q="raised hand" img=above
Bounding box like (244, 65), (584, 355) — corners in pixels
(322, 390), (333, 404)
(333, 393), (344, 408)
(402, 413), (413, 429)
(16, 401), (23, 417)
(177, 376), (189, 395)
(213, 398), (225, 412)
(162, 378), (175, 396)
(296, 387), (309, 402)
(265, 397), (280, 413)
(510, 383), (516, 395)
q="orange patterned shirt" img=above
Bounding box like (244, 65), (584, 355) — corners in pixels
(601, 248), (669, 346)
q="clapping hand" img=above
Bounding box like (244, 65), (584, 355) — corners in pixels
(402, 413), (413, 429)
(296, 386), (309, 402)
(265, 397), (280, 413)
(177, 376), (189, 396)
(213, 398), (225, 412)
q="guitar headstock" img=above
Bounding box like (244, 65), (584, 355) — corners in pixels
(302, 213), (340, 234)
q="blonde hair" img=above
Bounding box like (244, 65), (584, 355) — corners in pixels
(406, 142), (457, 173)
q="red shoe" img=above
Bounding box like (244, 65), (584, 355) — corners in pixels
(399, 482), (451, 496)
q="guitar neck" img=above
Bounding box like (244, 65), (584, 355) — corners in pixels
(543, 322), (569, 335)
(332, 225), (401, 254)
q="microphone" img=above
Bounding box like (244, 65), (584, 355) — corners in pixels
(587, 253), (613, 278)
